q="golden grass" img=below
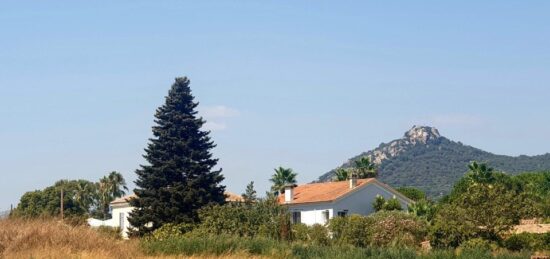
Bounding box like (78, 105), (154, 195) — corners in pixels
(0, 217), (140, 258)
(0, 218), (265, 259)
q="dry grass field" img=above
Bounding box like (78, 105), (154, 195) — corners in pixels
(0, 218), (263, 259)
(0, 218), (142, 258)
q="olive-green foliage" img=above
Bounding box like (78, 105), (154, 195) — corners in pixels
(372, 195), (403, 212)
(396, 187), (427, 201)
(189, 197), (291, 240)
(329, 211), (427, 248)
(372, 195), (385, 212)
(512, 171), (550, 218)
(430, 204), (477, 248)
(142, 235), (531, 259)
(149, 223), (195, 241)
(329, 214), (373, 247)
(457, 238), (493, 252)
(408, 199), (436, 220)
(431, 163), (545, 248)
(241, 181), (258, 204)
(13, 180), (96, 218)
(14, 173), (129, 219)
(291, 224), (330, 246)
(431, 184), (534, 247)
(368, 211), (427, 248)
(383, 197), (403, 211)
(503, 233), (550, 251)
(353, 156), (378, 179)
(291, 223), (310, 243)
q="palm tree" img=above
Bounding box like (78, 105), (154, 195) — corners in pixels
(333, 168), (350, 181)
(97, 171), (128, 219)
(354, 156), (378, 178)
(98, 176), (111, 219)
(467, 161), (495, 184)
(107, 171), (128, 198)
(74, 180), (96, 213)
(269, 167), (298, 196)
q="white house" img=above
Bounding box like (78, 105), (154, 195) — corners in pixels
(277, 177), (413, 226)
(87, 194), (137, 239)
(88, 192), (243, 239)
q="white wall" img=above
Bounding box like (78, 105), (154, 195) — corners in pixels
(287, 182), (411, 226)
(288, 203), (333, 226)
(334, 183), (410, 216)
(111, 205), (134, 239)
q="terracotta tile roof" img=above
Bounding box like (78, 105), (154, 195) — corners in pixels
(277, 178), (376, 204)
(110, 194), (137, 205)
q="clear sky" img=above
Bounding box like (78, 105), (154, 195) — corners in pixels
(1, 1), (549, 211)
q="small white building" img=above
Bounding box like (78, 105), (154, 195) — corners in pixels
(88, 192), (243, 239)
(277, 178), (413, 226)
(87, 194), (136, 239)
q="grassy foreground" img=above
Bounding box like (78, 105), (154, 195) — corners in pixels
(0, 218), (142, 258)
(142, 235), (533, 259)
(0, 218), (536, 259)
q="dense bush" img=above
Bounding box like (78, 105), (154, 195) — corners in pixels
(329, 214), (373, 247)
(308, 224), (330, 246)
(329, 211), (427, 249)
(457, 238), (492, 252)
(180, 197), (291, 241)
(372, 195), (403, 212)
(291, 223), (330, 245)
(142, 234), (531, 259)
(369, 211), (427, 248)
(503, 233), (550, 251)
(149, 223), (194, 241)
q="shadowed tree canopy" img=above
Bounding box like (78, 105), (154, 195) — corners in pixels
(128, 77), (225, 236)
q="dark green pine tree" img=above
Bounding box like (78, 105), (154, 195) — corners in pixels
(128, 77), (225, 236)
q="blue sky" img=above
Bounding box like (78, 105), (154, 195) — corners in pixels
(1, 1), (549, 211)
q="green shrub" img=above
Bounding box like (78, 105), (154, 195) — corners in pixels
(142, 235), (531, 259)
(308, 224), (330, 246)
(291, 223), (310, 243)
(458, 238), (492, 252)
(503, 232), (550, 251)
(383, 197), (403, 211)
(369, 211), (427, 248)
(149, 223), (194, 241)
(291, 223), (330, 246)
(373, 195), (385, 212)
(328, 214), (373, 247)
(190, 197), (291, 240)
(329, 211), (426, 249)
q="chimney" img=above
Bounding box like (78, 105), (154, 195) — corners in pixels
(349, 173), (358, 189)
(284, 184), (295, 203)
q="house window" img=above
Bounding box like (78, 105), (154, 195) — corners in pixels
(292, 211), (301, 224)
(322, 210), (330, 223)
(337, 210), (348, 217)
(119, 212), (125, 229)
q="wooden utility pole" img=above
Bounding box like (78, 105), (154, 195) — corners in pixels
(60, 188), (64, 221)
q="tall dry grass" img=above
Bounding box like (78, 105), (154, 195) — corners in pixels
(0, 217), (141, 258)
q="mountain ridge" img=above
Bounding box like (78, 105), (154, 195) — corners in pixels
(317, 126), (550, 198)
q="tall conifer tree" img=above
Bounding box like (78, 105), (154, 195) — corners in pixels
(128, 77), (225, 236)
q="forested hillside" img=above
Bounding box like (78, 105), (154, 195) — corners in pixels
(318, 126), (550, 198)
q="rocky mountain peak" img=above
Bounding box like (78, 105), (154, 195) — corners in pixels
(404, 125), (441, 144)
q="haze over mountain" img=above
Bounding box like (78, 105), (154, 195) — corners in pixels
(317, 126), (550, 198)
